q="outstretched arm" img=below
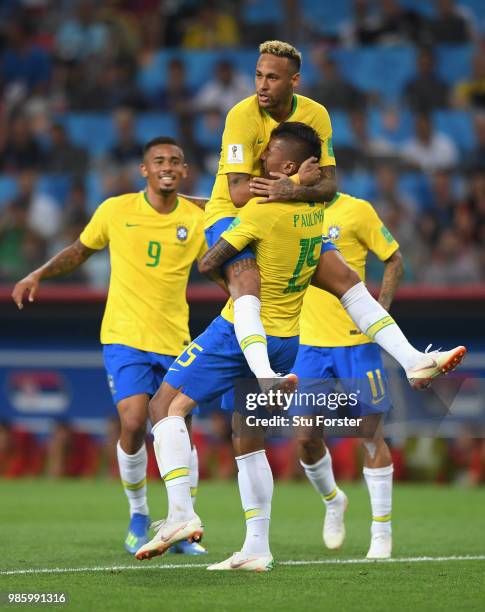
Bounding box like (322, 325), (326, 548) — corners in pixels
(378, 250), (404, 310)
(12, 239), (96, 309)
(249, 165), (337, 203)
(179, 194), (209, 210)
(198, 238), (240, 276)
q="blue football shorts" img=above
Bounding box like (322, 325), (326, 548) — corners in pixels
(290, 343), (391, 418)
(103, 343), (199, 414)
(164, 316), (299, 410)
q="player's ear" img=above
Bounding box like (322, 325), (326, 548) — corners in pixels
(140, 162), (148, 178)
(181, 163), (189, 179)
(283, 160), (297, 175)
(291, 71), (300, 90)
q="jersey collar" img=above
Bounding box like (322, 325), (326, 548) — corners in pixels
(143, 191), (179, 214)
(262, 94), (298, 122)
(325, 192), (341, 208)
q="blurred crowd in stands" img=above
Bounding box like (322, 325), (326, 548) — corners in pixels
(1, 417), (484, 485)
(1, 0), (485, 286)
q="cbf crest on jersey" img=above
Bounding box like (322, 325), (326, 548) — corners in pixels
(176, 225), (188, 241)
(328, 225), (341, 240)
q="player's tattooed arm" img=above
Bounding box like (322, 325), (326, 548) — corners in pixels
(250, 165), (337, 203)
(378, 250), (404, 311)
(227, 173), (253, 207)
(12, 239), (96, 309)
(198, 238), (240, 276)
(178, 194), (209, 210)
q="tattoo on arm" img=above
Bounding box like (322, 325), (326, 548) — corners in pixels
(38, 239), (96, 280)
(227, 257), (258, 278)
(198, 238), (240, 275)
(292, 165), (337, 202)
(378, 250), (404, 310)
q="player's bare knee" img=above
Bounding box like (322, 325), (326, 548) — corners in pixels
(298, 436), (325, 465)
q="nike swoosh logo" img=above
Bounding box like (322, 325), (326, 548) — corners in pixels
(230, 558), (258, 569)
(125, 223), (141, 227)
(372, 395), (386, 405)
(257, 139), (264, 144)
(412, 359), (438, 373)
(161, 524), (187, 543)
(168, 367), (178, 372)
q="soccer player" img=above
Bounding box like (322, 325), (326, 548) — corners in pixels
(11, 137), (208, 556)
(293, 191), (404, 560)
(135, 122), (326, 571)
(205, 39), (466, 391)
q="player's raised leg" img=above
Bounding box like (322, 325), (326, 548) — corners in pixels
(312, 249), (466, 387)
(360, 415), (393, 560)
(136, 384), (203, 560)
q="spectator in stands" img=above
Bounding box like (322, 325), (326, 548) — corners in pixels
(401, 113), (459, 173)
(423, 229), (481, 285)
(194, 60), (252, 115)
(460, 170), (485, 248)
(17, 169), (62, 240)
(182, 1), (240, 49)
(55, 0), (109, 62)
(333, 110), (386, 171)
(0, 18), (52, 99)
(307, 54), (363, 112)
(343, 0), (426, 46)
(107, 108), (142, 167)
(0, 115), (42, 173)
(70, 59), (145, 111)
(468, 113), (485, 172)
(428, 170), (459, 229)
(44, 123), (89, 177)
(454, 53), (485, 110)
(152, 58), (194, 115)
(0, 194), (46, 282)
(427, 0), (473, 44)
(403, 47), (449, 112)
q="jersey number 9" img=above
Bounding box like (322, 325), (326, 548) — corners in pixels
(146, 240), (161, 267)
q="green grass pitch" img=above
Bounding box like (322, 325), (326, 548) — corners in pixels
(1, 479), (484, 611)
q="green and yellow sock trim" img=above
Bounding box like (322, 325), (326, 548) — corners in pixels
(365, 316), (395, 340)
(163, 467), (190, 482)
(190, 486), (198, 498)
(323, 488), (338, 502)
(373, 514), (392, 523)
(240, 334), (267, 351)
(244, 508), (262, 521)
(121, 477), (147, 491)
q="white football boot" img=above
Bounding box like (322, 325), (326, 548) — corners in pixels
(323, 489), (348, 550)
(135, 515), (203, 561)
(366, 531), (392, 560)
(406, 345), (466, 389)
(207, 551), (274, 572)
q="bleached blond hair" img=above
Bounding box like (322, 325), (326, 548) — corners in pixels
(259, 40), (302, 71)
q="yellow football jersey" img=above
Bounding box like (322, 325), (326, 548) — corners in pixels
(79, 192), (207, 355)
(220, 197), (325, 337)
(204, 94), (335, 229)
(300, 192), (399, 347)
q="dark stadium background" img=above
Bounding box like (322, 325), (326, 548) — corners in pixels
(0, 0), (484, 484)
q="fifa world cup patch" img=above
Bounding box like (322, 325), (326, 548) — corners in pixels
(328, 225), (341, 240)
(176, 225), (188, 241)
(227, 144), (244, 164)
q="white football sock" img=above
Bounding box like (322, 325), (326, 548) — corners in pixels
(340, 282), (422, 370)
(300, 448), (339, 503)
(236, 450), (273, 555)
(117, 441), (149, 517)
(152, 416), (195, 522)
(363, 464), (393, 535)
(233, 295), (276, 379)
(189, 446), (199, 508)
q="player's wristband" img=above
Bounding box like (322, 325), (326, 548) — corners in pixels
(289, 174), (301, 185)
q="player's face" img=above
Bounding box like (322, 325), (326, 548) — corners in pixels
(140, 144), (188, 194)
(260, 137), (296, 177)
(255, 54), (300, 110)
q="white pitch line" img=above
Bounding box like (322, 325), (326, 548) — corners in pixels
(1, 555), (484, 576)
